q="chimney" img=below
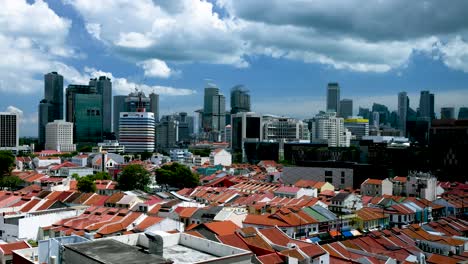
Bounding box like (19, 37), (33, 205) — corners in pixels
(101, 151), (108, 172)
(50, 256), (57, 264)
(145, 232), (164, 257)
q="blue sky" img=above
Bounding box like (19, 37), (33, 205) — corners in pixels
(1, 0), (468, 136)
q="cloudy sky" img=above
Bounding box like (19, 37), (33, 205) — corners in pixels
(1, 0), (468, 136)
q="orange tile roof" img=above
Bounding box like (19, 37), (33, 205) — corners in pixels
(363, 178), (383, 185)
(217, 234), (251, 251)
(134, 216), (164, 232)
(179, 207), (199, 218)
(0, 241), (30, 255)
(203, 221), (239, 236)
(257, 253), (284, 264)
(427, 254), (461, 264)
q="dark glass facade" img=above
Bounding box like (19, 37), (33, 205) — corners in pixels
(74, 94), (103, 144)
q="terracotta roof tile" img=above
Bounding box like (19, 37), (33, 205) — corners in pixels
(0, 241), (30, 255)
(203, 221), (239, 236)
(133, 216), (164, 232)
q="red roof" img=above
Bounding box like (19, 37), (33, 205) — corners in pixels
(203, 221), (239, 236)
(275, 186), (300, 194)
(0, 241), (30, 255)
(363, 178), (383, 185)
(217, 234), (251, 251)
(257, 253), (284, 264)
(134, 216), (164, 232)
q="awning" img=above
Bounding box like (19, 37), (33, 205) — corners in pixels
(309, 237), (321, 243)
(351, 230), (362, 236)
(329, 230), (341, 237)
(342, 231), (353, 237)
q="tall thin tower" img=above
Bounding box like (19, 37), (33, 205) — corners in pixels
(327, 83), (340, 113)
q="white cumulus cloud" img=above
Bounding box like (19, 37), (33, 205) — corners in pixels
(137, 59), (173, 78)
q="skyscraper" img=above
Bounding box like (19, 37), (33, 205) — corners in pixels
(458, 107), (468, 119)
(419, 90), (435, 120)
(231, 112), (262, 157)
(0, 112), (19, 148)
(38, 72), (63, 146)
(149, 92), (159, 122)
(440, 107), (455, 119)
(66, 84), (103, 145)
(119, 112), (155, 153)
(230, 85), (251, 114)
(372, 103), (390, 125)
(203, 85), (226, 139)
(113, 91), (159, 139)
(155, 115), (179, 150)
(45, 120), (76, 152)
(339, 99), (353, 118)
(327, 83), (340, 113)
(311, 112), (350, 147)
(398, 92), (409, 135)
(90, 76), (112, 135)
(113, 95), (126, 138)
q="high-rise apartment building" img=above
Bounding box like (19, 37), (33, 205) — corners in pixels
(327, 83), (340, 113)
(203, 85), (226, 139)
(0, 112), (19, 148)
(419, 90), (435, 120)
(45, 120), (76, 152)
(358, 107), (370, 120)
(155, 115), (179, 150)
(90, 76), (112, 135)
(119, 112), (155, 153)
(398, 92), (409, 135)
(311, 112), (350, 147)
(344, 118), (369, 140)
(459, 107), (468, 119)
(262, 115), (309, 142)
(38, 72), (63, 146)
(440, 107), (455, 120)
(230, 85), (251, 114)
(339, 99), (353, 118)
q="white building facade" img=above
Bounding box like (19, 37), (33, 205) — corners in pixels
(119, 112), (155, 153)
(262, 115), (310, 142)
(45, 120), (76, 152)
(311, 112), (350, 147)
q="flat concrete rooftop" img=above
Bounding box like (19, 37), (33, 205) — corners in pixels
(64, 239), (172, 264)
(163, 244), (216, 264)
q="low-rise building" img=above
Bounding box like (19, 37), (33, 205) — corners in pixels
(361, 178), (393, 196)
(209, 148), (232, 166)
(273, 186), (317, 198)
(328, 192), (362, 214)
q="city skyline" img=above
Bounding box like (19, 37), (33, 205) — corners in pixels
(1, 1), (468, 136)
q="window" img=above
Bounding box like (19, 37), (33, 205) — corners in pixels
(341, 171), (345, 177)
(325, 170), (332, 176)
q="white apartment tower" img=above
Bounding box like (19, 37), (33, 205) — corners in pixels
(45, 120), (76, 152)
(0, 112), (19, 148)
(311, 112), (350, 147)
(119, 112), (155, 153)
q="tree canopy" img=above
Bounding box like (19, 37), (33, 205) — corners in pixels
(0, 151), (15, 176)
(155, 162), (199, 189)
(117, 164), (151, 191)
(0, 176), (23, 190)
(77, 177), (96, 193)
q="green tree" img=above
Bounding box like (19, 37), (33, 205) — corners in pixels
(92, 171), (111, 180)
(79, 145), (93, 152)
(189, 148), (211, 157)
(155, 162), (199, 189)
(140, 151), (153, 161)
(0, 176), (24, 190)
(77, 177), (97, 193)
(0, 151), (15, 176)
(71, 173), (80, 179)
(117, 164), (151, 191)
